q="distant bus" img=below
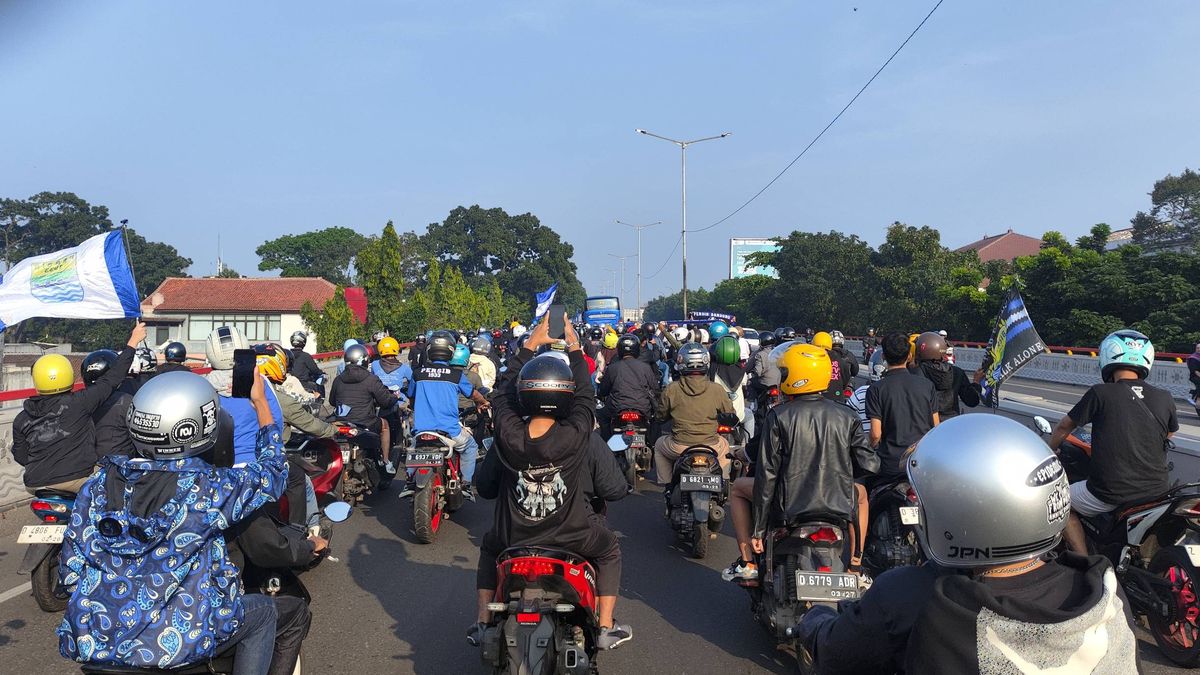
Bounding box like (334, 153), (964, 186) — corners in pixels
(582, 295), (621, 327)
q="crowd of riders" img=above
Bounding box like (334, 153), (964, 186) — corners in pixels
(7, 303), (1184, 673)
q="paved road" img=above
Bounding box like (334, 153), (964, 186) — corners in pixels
(0, 387), (1193, 673)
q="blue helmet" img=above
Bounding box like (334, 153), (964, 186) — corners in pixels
(1099, 329), (1154, 381)
(343, 338), (361, 351)
(450, 343), (471, 367)
(709, 320), (730, 341)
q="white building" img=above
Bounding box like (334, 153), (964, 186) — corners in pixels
(140, 277), (338, 354)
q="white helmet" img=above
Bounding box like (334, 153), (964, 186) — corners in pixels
(205, 325), (248, 370)
(512, 324), (527, 338)
(671, 326), (690, 342)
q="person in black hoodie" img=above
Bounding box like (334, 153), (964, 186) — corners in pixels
(13, 323), (144, 493)
(329, 344), (399, 433)
(288, 331), (326, 397)
(913, 331), (981, 420)
(596, 333), (660, 440)
(468, 314), (632, 650)
(80, 349), (135, 457)
(797, 415), (1138, 674)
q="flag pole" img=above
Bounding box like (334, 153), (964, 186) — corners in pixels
(119, 219), (146, 345)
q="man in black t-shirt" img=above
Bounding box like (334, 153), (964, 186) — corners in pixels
(865, 332), (939, 477)
(1049, 329), (1177, 555)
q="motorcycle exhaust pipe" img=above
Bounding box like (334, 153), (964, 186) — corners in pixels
(708, 503), (726, 527)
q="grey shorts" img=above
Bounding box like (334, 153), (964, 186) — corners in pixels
(1069, 481), (1115, 517)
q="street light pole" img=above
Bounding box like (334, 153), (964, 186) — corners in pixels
(607, 253), (634, 313)
(636, 129), (731, 318)
(617, 220), (661, 317)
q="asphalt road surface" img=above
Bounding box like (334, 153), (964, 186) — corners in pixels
(0, 401), (1192, 673)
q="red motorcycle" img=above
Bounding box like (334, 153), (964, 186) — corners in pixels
(406, 430), (466, 544)
(479, 546), (599, 675)
(280, 430), (345, 523)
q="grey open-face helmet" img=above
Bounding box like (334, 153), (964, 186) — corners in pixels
(205, 325), (249, 370)
(126, 371), (223, 460)
(906, 414), (1070, 568)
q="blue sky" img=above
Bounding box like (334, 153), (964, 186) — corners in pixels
(2, 1), (1198, 304)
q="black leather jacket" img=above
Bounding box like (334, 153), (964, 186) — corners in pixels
(752, 394), (879, 539)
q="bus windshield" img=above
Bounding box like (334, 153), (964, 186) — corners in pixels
(585, 297), (619, 311)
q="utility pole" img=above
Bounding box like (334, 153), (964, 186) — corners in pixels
(607, 253), (634, 312)
(617, 220), (661, 316)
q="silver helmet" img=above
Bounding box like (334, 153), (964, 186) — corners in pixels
(290, 331), (308, 349)
(906, 414), (1070, 568)
(205, 325), (248, 370)
(675, 342), (710, 375)
(126, 371), (223, 460)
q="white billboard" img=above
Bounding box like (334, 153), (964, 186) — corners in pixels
(729, 238), (780, 279)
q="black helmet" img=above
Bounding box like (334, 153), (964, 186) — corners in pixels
(588, 327), (604, 342)
(426, 330), (455, 362)
(518, 354), (575, 418)
(470, 336), (491, 356)
(164, 341), (187, 363)
(290, 331), (308, 349)
(415, 333), (427, 343)
(675, 342), (711, 375)
(82, 349), (120, 386)
(774, 326), (797, 341)
(343, 344), (370, 368)
(616, 333), (641, 359)
(758, 331), (778, 349)
(640, 322), (656, 339)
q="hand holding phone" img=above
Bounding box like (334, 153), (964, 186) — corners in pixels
(232, 349), (258, 399)
(548, 304), (566, 340)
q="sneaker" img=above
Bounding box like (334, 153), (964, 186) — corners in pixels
(721, 559), (759, 582)
(384, 461), (397, 475)
(466, 621), (486, 647)
(463, 483), (476, 503)
(598, 622), (632, 650)
(398, 480), (416, 499)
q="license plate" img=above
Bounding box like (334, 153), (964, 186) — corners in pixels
(629, 434), (645, 447)
(1187, 545), (1200, 567)
(19, 524), (66, 544)
(341, 449), (351, 463)
(679, 474), (722, 492)
(794, 571), (861, 602)
(899, 507), (920, 525)
(406, 452), (444, 467)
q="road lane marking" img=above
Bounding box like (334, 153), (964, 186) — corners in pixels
(0, 581), (31, 605)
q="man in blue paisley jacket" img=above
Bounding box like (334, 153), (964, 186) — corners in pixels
(57, 370), (287, 675)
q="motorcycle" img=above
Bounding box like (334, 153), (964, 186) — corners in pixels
(406, 430), (466, 544)
(1031, 416), (1200, 667)
(665, 444), (728, 559)
(329, 422), (387, 503)
(862, 476), (923, 576)
(17, 488), (75, 612)
(611, 410), (650, 488)
(1031, 415), (1092, 483)
(479, 546), (599, 675)
(744, 520), (861, 665)
(280, 433), (347, 566)
(79, 502), (352, 675)
(719, 422), (750, 479)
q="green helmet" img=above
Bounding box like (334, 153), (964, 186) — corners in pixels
(714, 335), (740, 366)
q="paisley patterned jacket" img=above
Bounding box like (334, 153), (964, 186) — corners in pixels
(56, 424), (287, 669)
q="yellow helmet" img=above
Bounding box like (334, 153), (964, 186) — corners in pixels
(909, 333), (920, 362)
(253, 343), (290, 384)
(32, 354), (76, 395)
(378, 336), (401, 357)
(811, 331), (833, 350)
(602, 331), (619, 349)
(776, 343), (832, 396)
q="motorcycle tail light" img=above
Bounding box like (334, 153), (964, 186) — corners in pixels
(818, 565), (832, 572)
(717, 425), (733, 434)
(31, 500), (68, 519)
(768, 387), (780, 398)
(798, 526), (842, 544)
(43, 515), (59, 523)
(508, 559), (557, 579)
(906, 487), (919, 505)
(618, 411), (642, 423)
(688, 455), (711, 468)
(1173, 498), (1200, 517)
(516, 612), (541, 625)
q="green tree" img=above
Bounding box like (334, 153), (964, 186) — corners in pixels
(354, 221), (408, 334)
(216, 266), (242, 278)
(256, 226), (367, 285)
(706, 275), (775, 327)
(422, 205), (586, 313)
(1076, 223), (1111, 253)
(644, 287), (711, 322)
(299, 287), (363, 352)
(1132, 168), (1200, 249)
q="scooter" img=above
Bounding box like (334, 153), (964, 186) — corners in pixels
(328, 422), (386, 504)
(665, 444), (727, 559)
(862, 476), (922, 576)
(479, 546), (599, 675)
(17, 489), (75, 612)
(78, 502), (352, 675)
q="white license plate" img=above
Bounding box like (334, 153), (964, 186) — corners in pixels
(679, 474), (722, 492)
(406, 452), (444, 467)
(19, 524), (66, 544)
(341, 449), (351, 463)
(1186, 545), (1200, 567)
(794, 571), (861, 602)
(899, 507), (920, 526)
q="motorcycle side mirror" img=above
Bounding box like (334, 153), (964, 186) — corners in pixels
(607, 435), (628, 452)
(1033, 416), (1052, 434)
(482, 437), (494, 452)
(323, 501), (353, 523)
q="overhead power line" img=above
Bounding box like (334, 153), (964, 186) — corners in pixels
(645, 234), (683, 279)
(688, 0), (946, 235)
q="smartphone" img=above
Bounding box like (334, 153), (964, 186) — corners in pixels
(548, 304), (566, 340)
(231, 349), (257, 398)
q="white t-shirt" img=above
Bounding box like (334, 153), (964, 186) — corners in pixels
(847, 383), (871, 435)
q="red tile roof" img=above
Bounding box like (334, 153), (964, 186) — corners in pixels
(954, 230), (1043, 262)
(143, 277), (337, 313)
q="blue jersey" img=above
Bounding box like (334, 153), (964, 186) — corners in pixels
(224, 380), (283, 464)
(407, 361), (473, 435)
(371, 360), (413, 402)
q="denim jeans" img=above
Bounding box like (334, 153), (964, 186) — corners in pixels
(455, 427), (479, 483)
(223, 593), (277, 675)
(657, 361), (670, 387)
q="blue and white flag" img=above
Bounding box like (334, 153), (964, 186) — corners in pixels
(0, 231), (141, 332)
(533, 282), (558, 323)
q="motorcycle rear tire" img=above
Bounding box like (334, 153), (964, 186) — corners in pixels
(620, 454), (638, 491)
(692, 522), (710, 559)
(413, 482), (441, 544)
(1148, 546), (1200, 667)
(32, 550), (67, 613)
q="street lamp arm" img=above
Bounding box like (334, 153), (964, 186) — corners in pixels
(683, 132), (733, 145)
(635, 128), (683, 145)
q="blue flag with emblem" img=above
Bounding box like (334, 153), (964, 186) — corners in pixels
(0, 230), (141, 332)
(980, 288), (1048, 407)
(533, 282), (558, 324)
